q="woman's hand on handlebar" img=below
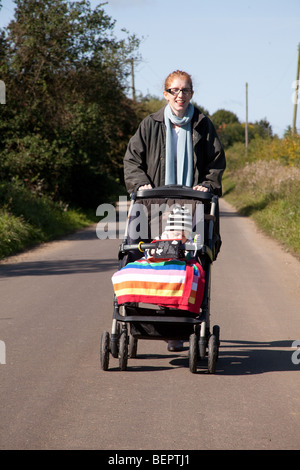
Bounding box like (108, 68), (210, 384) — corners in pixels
(138, 184), (152, 190)
(193, 185), (209, 192)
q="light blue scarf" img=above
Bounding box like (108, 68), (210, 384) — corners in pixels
(164, 103), (194, 186)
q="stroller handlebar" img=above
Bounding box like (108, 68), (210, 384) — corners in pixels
(134, 185), (217, 202)
(121, 241), (202, 252)
(119, 240), (213, 263)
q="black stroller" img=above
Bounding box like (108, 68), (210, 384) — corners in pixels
(100, 185), (221, 374)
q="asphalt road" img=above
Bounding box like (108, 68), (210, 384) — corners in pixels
(0, 198), (299, 450)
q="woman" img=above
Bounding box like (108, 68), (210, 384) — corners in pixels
(123, 70), (226, 352)
(124, 70), (226, 195)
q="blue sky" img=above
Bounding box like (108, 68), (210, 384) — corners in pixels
(1, 0), (300, 136)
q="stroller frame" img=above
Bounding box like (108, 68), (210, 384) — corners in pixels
(100, 185), (220, 373)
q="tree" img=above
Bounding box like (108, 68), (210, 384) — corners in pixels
(211, 109), (240, 129)
(210, 110), (273, 149)
(216, 122), (245, 149)
(0, 0), (141, 206)
(210, 110), (242, 149)
(253, 119), (273, 138)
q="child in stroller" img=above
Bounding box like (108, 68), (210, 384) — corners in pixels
(143, 203), (199, 352)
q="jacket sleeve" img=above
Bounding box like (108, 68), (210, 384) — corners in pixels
(123, 119), (153, 194)
(196, 117), (226, 196)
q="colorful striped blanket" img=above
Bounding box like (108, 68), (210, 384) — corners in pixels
(112, 259), (205, 314)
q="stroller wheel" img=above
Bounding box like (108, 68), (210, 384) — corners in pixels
(110, 335), (118, 358)
(199, 336), (207, 360)
(100, 331), (110, 371)
(128, 335), (138, 358)
(189, 333), (198, 373)
(119, 329), (128, 371)
(207, 333), (218, 374)
(212, 325), (220, 360)
(110, 322), (120, 358)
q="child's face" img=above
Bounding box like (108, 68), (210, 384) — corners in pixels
(170, 230), (183, 239)
(162, 230), (187, 243)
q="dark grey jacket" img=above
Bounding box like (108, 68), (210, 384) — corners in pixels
(124, 106), (226, 195)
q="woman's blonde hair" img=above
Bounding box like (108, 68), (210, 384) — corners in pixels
(164, 70), (193, 91)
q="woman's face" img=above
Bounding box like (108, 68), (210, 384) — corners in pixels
(163, 77), (193, 117)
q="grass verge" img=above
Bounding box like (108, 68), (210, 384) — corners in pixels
(223, 139), (300, 259)
(0, 181), (97, 259)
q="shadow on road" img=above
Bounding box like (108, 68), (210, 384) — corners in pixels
(219, 210), (242, 218)
(103, 340), (299, 375)
(211, 339), (299, 375)
(0, 258), (118, 277)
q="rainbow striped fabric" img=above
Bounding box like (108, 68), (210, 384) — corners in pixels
(112, 259), (205, 314)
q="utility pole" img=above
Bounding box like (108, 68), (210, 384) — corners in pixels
(130, 58), (136, 101)
(292, 43), (300, 135)
(245, 82), (248, 157)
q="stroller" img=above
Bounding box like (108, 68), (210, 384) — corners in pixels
(100, 185), (221, 374)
